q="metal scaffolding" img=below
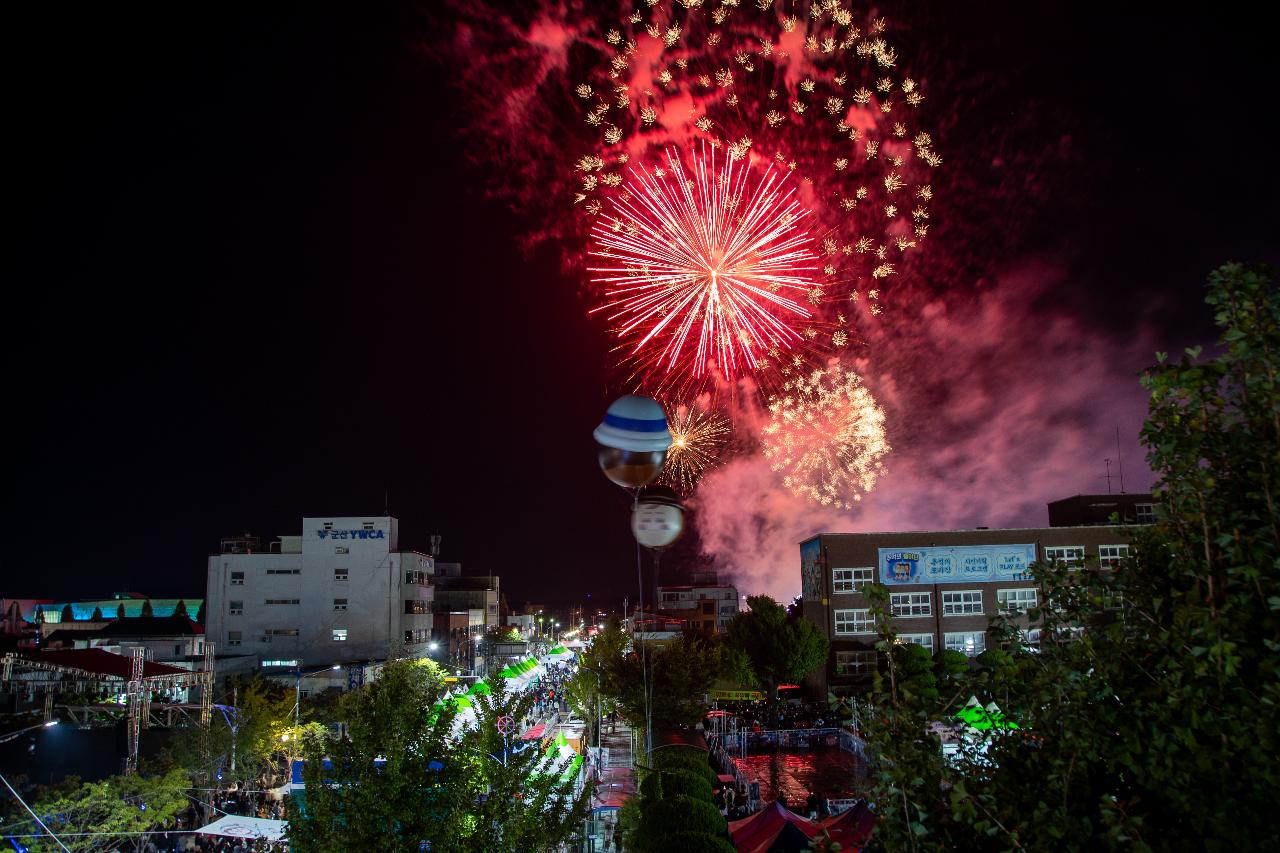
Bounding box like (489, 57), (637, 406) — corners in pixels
(1, 650), (213, 775)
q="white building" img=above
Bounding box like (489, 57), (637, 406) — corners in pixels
(657, 576), (740, 632)
(205, 516), (434, 674)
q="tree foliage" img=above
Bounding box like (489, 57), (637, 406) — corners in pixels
(863, 263), (1280, 851)
(165, 676), (297, 789)
(287, 659), (590, 852)
(723, 595), (828, 724)
(5, 768), (189, 852)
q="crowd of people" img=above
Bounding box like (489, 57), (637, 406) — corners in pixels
(528, 661), (572, 719)
(711, 698), (850, 733)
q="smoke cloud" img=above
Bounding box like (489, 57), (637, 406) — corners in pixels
(692, 259), (1158, 602)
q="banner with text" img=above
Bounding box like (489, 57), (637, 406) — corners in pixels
(878, 544), (1036, 585)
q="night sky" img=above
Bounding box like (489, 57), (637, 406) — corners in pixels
(6, 2), (1275, 607)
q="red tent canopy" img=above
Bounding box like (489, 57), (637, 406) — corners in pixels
(520, 723), (547, 740)
(729, 801), (819, 853)
(819, 801), (876, 851)
(20, 649), (194, 680)
(777, 684), (801, 690)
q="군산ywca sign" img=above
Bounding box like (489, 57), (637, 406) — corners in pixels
(879, 544), (1036, 585)
(316, 529), (385, 540)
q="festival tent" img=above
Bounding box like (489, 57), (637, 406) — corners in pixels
(955, 698), (1019, 731)
(729, 801), (820, 853)
(818, 801), (876, 851)
(197, 815), (287, 841)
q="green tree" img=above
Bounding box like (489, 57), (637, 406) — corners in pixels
(288, 660), (590, 852)
(5, 768), (188, 852)
(447, 678), (591, 852)
(90, 606), (104, 621)
(165, 676), (297, 789)
(59, 604), (74, 623)
(140, 599), (153, 618)
(863, 263), (1280, 851)
(173, 599), (188, 618)
(723, 595), (828, 725)
(609, 633), (721, 731)
(289, 659), (457, 851)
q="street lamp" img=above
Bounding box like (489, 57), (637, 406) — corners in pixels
(0, 720), (58, 745)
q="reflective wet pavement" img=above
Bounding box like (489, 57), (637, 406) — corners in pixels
(734, 747), (868, 809)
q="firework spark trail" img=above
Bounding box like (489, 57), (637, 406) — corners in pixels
(588, 142), (824, 393)
(761, 363), (890, 509)
(661, 403), (730, 494)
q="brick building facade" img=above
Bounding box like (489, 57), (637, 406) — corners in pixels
(800, 523), (1142, 698)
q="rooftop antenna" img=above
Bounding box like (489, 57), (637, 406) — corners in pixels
(1115, 427), (1126, 493)
(383, 489), (389, 517)
(1101, 458), (1114, 494)
(430, 533), (442, 558)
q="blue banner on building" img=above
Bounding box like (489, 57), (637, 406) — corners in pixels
(801, 538), (824, 600)
(878, 544), (1036, 585)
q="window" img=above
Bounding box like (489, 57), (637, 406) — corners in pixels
(890, 592), (932, 617)
(174, 644), (181, 656)
(1098, 545), (1130, 569)
(834, 608), (874, 635)
(227, 631), (241, 647)
(996, 588), (1038, 613)
(701, 602), (713, 614)
(264, 598), (300, 605)
(333, 598), (348, 612)
(362, 521), (375, 530)
(835, 651), (878, 677)
(941, 590), (984, 615)
(405, 570), (430, 585)
(404, 600), (429, 615)
(1043, 546), (1084, 567)
(332, 629), (348, 642)
(335, 547), (349, 555)
(832, 567), (874, 594)
(228, 600), (243, 616)
(230, 571), (245, 586)
(334, 568), (349, 581)
(1134, 503), (1156, 524)
(897, 633), (935, 652)
(266, 568), (300, 575)
(944, 631), (986, 656)
(265, 628), (299, 637)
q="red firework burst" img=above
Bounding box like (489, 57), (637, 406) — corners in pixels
(587, 142), (823, 394)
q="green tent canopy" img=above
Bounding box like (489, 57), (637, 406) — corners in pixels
(452, 694), (473, 710)
(955, 705), (1019, 731)
(468, 681), (492, 696)
(560, 754), (583, 782)
(549, 645), (569, 655)
(499, 666), (518, 678)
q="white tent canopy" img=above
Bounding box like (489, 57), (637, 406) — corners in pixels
(197, 815), (288, 841)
